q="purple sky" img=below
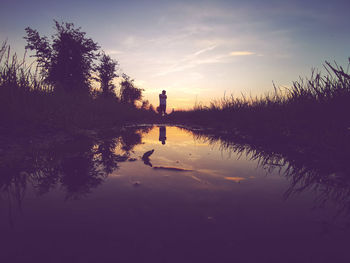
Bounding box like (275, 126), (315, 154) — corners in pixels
(1, 0), (349, 108)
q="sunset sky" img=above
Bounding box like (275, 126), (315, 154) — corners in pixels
(1, 0), (349, 109)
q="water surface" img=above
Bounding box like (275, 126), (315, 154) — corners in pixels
(1, 125), (349, 263)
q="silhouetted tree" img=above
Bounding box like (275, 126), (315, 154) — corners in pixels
(149, 104), (156, 113)
(24, 20), (99, 94)
(141, 100), (150, 109)
(120, 74), (143, 105)
(96, 53), (118, 97)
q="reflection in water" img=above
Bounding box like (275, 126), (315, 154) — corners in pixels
(0, 126), (152, 204)
(142, 149), (154, 167)
(185, 127), (350, 218)
(159, 126), (166, 145)
(1, 125), (350, 262)
(153, 166), (193, 172)
(224, 176), (245, 183)
(1, 125), (350, 217)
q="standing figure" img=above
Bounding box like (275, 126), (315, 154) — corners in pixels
(159, 90), (167, 116)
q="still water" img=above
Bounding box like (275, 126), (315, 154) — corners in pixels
(1, 125), (349, 263)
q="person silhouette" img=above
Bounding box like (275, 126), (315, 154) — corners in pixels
(159, 90), (167, 116)
(159, 126), (166, 145)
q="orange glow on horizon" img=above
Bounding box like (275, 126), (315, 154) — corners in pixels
(224, 177), (246, 183)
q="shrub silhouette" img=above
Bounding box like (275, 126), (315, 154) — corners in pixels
(120, 74), (142, 105)
(96, 53), (119, 97)
(24, 20), (99, 94)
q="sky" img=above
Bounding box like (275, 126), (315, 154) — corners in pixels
(1, 0), (350, 109)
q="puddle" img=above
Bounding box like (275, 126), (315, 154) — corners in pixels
(0, 125), (349, 263)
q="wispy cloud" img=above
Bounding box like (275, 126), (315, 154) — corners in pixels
(229, 51), (255, 56)
(192, 45), (217, 56)
(153, 45), (224, 77)
(106, 49), (123, 55)
(134, 79), (147, 88)
(122, 36), (136, 48)
(153, 47), (256, 77)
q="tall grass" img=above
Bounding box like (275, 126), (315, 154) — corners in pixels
(0, 42), (157, 135)
(170, 59), (350, 137)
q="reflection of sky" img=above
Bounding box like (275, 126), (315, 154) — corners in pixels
(113, 126), (280, 189)
(1, 0), (350, 109)
(2, 125), (350, 262)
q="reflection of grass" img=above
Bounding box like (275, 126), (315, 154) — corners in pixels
(188, 127), (350, 217)
(0, 126), (151, 206)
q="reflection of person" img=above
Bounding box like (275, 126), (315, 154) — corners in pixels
(159, 90), (167, 116)
(159, 126), (166, 145)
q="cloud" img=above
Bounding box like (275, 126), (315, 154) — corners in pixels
(192, 45), (217, 57)
(106, 49), (123, 55)
(122, 36), (136, 48)
(134, 79), (147, 87)
(153, 49), (256, 77)
(153, 45), (223, 77)
(229, 51), (255, 56)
